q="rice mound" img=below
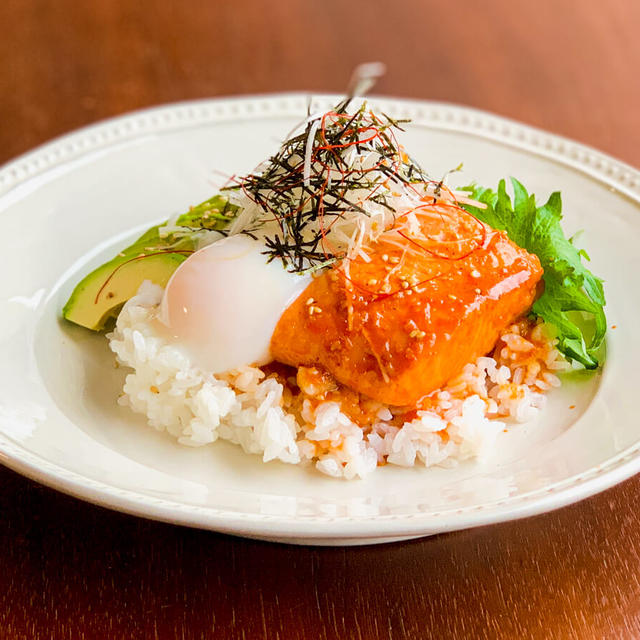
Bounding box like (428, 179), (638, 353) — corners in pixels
(107, 281), (568, 479)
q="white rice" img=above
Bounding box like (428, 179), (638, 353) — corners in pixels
(107, 281), (568, 479)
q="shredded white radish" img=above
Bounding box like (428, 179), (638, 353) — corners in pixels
(303, 118), (321, 188)
(220, 97), (481, 272)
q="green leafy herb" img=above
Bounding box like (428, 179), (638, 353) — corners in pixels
(130, 194), (238, 251)
(462, 178), (606, 368)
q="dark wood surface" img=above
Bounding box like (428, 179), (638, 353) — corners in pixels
(1, 1), (639, 638)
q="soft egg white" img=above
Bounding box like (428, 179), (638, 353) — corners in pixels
(159, 234), (311, 373)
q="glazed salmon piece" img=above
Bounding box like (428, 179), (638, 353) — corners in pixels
(271, 207), (543, 406)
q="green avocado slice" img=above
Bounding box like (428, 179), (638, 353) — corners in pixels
(62, 195), (238, 330)
(62, 250), (189, 330)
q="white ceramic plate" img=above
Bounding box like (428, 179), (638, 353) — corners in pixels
(0, 94), (637, 545)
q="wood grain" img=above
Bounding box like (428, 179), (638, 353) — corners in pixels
(3, 466), (640, 639)
(1, 0), (639, 638)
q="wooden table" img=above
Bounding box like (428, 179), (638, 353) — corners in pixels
(2, 1), (639, 637)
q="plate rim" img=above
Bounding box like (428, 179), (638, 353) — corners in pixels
(0, 92), (637, 542)
(1, 429), (639, 540)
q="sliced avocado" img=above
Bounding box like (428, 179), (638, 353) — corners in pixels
(62, 194), (238, 330)
(62, 250), (188, 330)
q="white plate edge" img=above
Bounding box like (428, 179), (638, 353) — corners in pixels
(0, 93), (637, 539)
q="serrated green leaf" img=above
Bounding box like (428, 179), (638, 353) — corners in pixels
(463, 179), (606, 368)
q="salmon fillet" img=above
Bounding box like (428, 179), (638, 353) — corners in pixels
(271, 206), (543, 406)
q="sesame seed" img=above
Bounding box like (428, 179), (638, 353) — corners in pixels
(382, 254), (389, 262)
(401, 281), (409, 289)
(475, 288), (481, 294)
(471, 270), (481, 278)
(367, 278), (378, 286)
(305, 297), (315, 306)
(389, 256), (400, 264)
(409, 329), (426, 339)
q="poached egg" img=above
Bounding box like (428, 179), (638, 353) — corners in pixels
(159, 234), (311, 373)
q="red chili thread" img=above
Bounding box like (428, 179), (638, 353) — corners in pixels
(94, 250), (193, 304)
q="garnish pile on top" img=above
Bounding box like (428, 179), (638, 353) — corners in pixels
(222, 99), (441, 273)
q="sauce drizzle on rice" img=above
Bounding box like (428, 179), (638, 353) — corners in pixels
(107, 283), (568, 479)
